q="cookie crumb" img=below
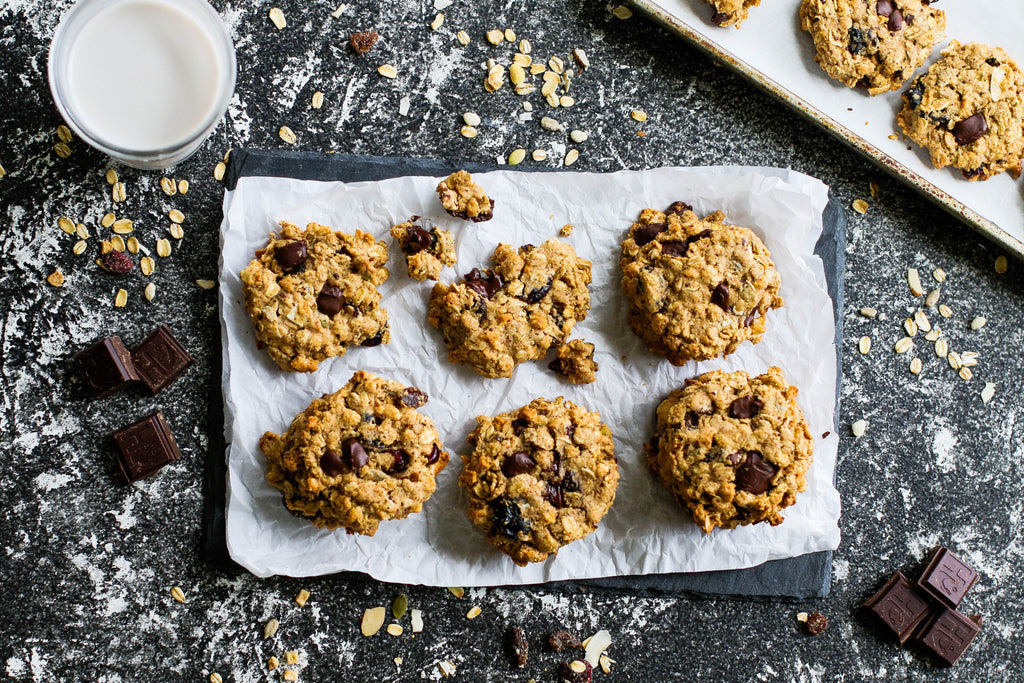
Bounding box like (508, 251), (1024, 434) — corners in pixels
(806, 612), (828, 635)
(560, 224), (574, 236)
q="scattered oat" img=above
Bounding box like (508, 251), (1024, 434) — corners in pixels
(947, 350), (962, 370)
(430, 12), (444, 30)
(924, 328), (941, 342)
(510, 64), (526, 85)
(170, 586), (185, 603)
(54, 142), (72, 158)
(214, 162), (226, 181)
(295, 589), (310, 607)
(269, 7), (286, 29)
(611, 4), (633, 18)
(548, 56), (565, 74)
(140, 257), (155, 276)
(599, 654), (614, 674)
(362, 607), (386, 636)
(160, 177), (176, 196)
(486, 29), (504, 45)
(894, 337), (913, 354)
(559, 95), (576, 107)
(177, 179), (189, 194)
(933, 267), (946, 283)
(144, 283), (156, 301)
(411, 609), (424, 633)
(852, 199), (869, 214)
(282, 671), (298, 682)
(112, 181), (126, 203)
(209, 674), (222, 683)
(995, 256), (1008, 274)
(387, 623), (403, 636)
(169, 224), (184, 240)
(508, 148), (526, 166)
(851, 420), (867, 437)
(279, 126), (297, 144)
(100, 213), (116, 228)
(156, 239), (171, 257)
(100, 240), (113, 255)
(58, 217), (76, 235)
(630, 109), (648, 122)
(447, 587), (465, 598)
(938, 304), (952, 318)
(106, 169), (119, 185)
(924, 288), (940, 307)
(903, 317), (917, 337)
(110, 235), (126, 252)
(530, 62), (546, 75)
(934, 338), (948, 358)
(438, 660), (457, 677)
(869, 180), (880, 198)
(311, 91), (325, 109)
(46, 269), (64, 287)
(910, 357), (922, 374)
(115, 289), (128, 307)
(378, 64), (398, 79)
(914, 311), (931, 332)
(532, 149), (547, 161)
(466, 606), (482, 619)
(907, 268), (923, 296)
(564, 149), (579, 166)
(961, 351), (978, 366)
(981, 382), (996, 404)
(73, 240), (88, 255)
(196, 279), (216, 289)
(959, 367), (973, 381)
(970, 316), (986, 330)
(126, 237), (139, 254)
(570, 129), (589, 143)
(858, 336), (871, 354)
(57, 124), (73, 143)
(520, 38), (532, 54)
(113, 218), (133, 234)
(457, 30), (470, 45)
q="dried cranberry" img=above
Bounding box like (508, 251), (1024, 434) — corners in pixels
(507, 626), (529, 668)
(559, 659), (593, 683)
(388, 449), (408, 473)
(548, 630), (582, 651)
(101, 250), (134, 274)
(349, 30), (379, 54)
(524, 279), (552, 304)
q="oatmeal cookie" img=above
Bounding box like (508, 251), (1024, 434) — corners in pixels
(897, 42), (1024, 180)
(548, 339), (597, 385)
(240, 221), (390, 373)
(436, 170), (494, 221)
(705, 0), (762, 28)
(390, 216), (457, 281)
(428, 239), (592, 378)
(646, 367), (813, 533)
(261, 371), (449, 535)
(620, 202), (782, 365)
(799, 0), (945, 95)
(460, 397), (618, 565)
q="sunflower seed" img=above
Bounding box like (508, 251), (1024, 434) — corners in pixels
(859, 307), (877, 318)
(960, 351), (978, 366)
(572, 48), (590, 69)
(934, 338), (948, 358)
(112, 181), (126, 202)
(101, 213), (116, 228)
(126, 237), (139, 253)
(54, 142), (71, 158)
(532, 149), (547, 161)
(279, 126), (297, 144)
(106, 169), (119, 185)
(312, 91), (325, 109)
(177, 179), (189, 194)
(295, 589), (310, 606)
(170, 587), (185, 603)
(196, 279), (216, 289)
(141, 282), (155, 301)
(263, 618), (279, 639)
(361, 607), (386, 636)
(110, 235), (126, 252)
(157, 239), (171, 257)
(851, 420), (867, 437)
(466, 606), (482, 619)
(269, 7), (286, 29)
(57, 125), (73, 143)
(47, 269), (64, 287)
(611, 4), (633, 18)
(933, 267), (946, 282)
(914, 311), (931, 332)
(858, 336), (871, 354)
(508, 148), (526, 166)
(457, 30), (470, 45)
(519, 38), (531, 54)
(214, 162), (226, 181)
(115, 289), (128, 307)
(160, 177), (177, 196)
(995, 255), (1008, 274)
(411, 609), (423, 633)
(981, 382), (996, 404)
(486, 29), (503, 45)
(540, 116), (563, 131)
(907, 268), (923, 296)
(73, 240), (88, 255)
(430, 12), (444, 30)
(910, 357), (922, 374)
(564, 149), (579, 166)
(894, 337), (913, 353)
(463, 112), (481, 127)
(970, 316), (986, 330)
(923, 289), (940, 308)
(947, 350), (962, 370)
(903, 318), (917, 336)
(387, 624), (403, 636)
(630, 109), (648, 122)
(140, 256), (155, 276)
(447, 587), (465, 598)
(58, 217), (76, 234)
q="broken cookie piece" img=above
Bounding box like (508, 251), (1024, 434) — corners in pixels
(549, 339), (597, 384)
(390, 217), (457, 281)
(436, 170), (494, 222)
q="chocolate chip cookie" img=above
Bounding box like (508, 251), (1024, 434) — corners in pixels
(705, 0), (762, 28)
(799, 0), (945, 95)
(620, 203), (783, 366)
(646, 367), (813, 533)
(261, 371), (449, 535)
(460, 397), (618, 565)
(548, 339), (597, 385)
(897, 42), (1024, 180)
(428, 239), (592, 378)
(240, 221), (390, 373)
(436, 170), (494, 222)
(390, 216), (457, 281)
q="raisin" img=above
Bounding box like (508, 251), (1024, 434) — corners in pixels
(986, 57), (1001, 67)
(524, 279), (552, 304)
(507, 627), (529, 668)
(387, 449), (409, 473)
(847, 27), (868, 55)
(549, 630), (582, 651)
(561, 471), (581, 493)
(398, 387), (428, 408)
(492, 499), (530, 537)
(101, 250), (134, 274)
(361, 327), (386, 347)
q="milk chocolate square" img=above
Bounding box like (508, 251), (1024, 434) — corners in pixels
(111, 411), (181, 483)
(917, 546), (979, 609)
(915, 608), (982, 666)
(74, 336), (139, 398)
(131, 324), (194, 394)
(863, 571), (933, 643)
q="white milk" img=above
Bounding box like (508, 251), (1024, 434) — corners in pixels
(65, 0), (222, 151)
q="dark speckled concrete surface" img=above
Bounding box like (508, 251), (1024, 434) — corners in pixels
(2, 1), (1024, 681)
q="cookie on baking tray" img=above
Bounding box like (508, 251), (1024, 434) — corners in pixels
(799, 0), (946, 95)
(705, 0), (762, 28)
(390, 216), (457, 281)
(436, 170), (494, 222)
(428, 239), (592, 378)
(897, 42), (1024, 181)
(240, 221), (390, 373)
(260, 371), (449, 535)
(459, 397), (618, 566)
(620, 202), (783, 366)
(645, 367), (813, 533)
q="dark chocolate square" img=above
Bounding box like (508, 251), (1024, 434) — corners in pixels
(863, 571), (933, 643)
(74, 337), (139, 398)
(131, 324), (194, 394)
(917, 546), (979, 609)
(915, 608), (982, 666)
(111, 411), (181, 483)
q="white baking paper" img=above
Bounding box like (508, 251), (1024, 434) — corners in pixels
(643, 0), (1024, 250)
(219, 166), (842, 583)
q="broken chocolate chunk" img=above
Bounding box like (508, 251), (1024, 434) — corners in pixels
(659, 240), (690, 258)
(549, 630), (582, 651)
(915, 608), (982, 666)
(734, 451), (777, 494)
(710, 281), (730, 310)
(729, 396), (763, 419)
(806, 612), (828, 635)
(341, 438), (369, 470)
(543, 483), (564, 509)
(275, 240), (308, 271)
(349, 30), (379, 54)
(863, 571), (933, 644)
(917, 546), (979, 608)
(512, 417), (530, 435)
(887, 8), (903, 31)
(492, 499), (530, 537)
(75, 336), (139, 398)
(633, 221), (667, 246)
(507, 626), (529, 668)
(502, 451), (536, 478)
(875, 0), (894, 15)
(464, 268), (504, 299)
(953, 113), (988, 146)
(111, 411), (181, 483)
(398, 387), (428, 408)
(320, 449), (345, 477)
(131, 324), (194, 394)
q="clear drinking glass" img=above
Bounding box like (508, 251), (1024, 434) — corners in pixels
(48, 0), (236, 169)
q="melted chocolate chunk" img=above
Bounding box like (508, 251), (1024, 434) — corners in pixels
(875, 0), (894, 16)
(464, 268), (504, 298)
(502, 451), (536, 477)
(388, 449), (409, 473)
(744, 310), (757, 327)
(665, 201), (693, 215)
(275, 240), (308, 271)
(341, 438), (368, 470)
(634, 221), (667, 246)
(320, 449), (345, 477)
(710, 281), (730, 310)
(734, 451), (778, 494)
(660, 241), (690, 258)
(398, 387), (428, 408)
(316, 285), (344, 317)
(729, 396), (763, 419)
(492, 499), (530, 536)
(543, 483), (564, 508)
(710, 11), (730, 25)
(887, 8), (903, 30)
(986, 57), (1000, 67)
(953, 113), (988, 146)
(401, 222), (432, 254)
(512, 417), (530, 435)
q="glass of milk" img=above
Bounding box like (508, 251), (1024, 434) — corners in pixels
(48, 0), (236, 169)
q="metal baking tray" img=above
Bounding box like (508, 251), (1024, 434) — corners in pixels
(632, 0), (1024, 258)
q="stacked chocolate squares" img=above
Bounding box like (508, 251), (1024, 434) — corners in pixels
(863, 546), (982, 666)
(74, 324), (194, 483)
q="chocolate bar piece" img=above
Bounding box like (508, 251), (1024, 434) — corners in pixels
(917, 546), (979, 609)
(863, 571), (933, 643)
(131, 324), (194, 394)
(111, 411), (181, 483)
(915, 608), (982, 666)
(75, 337), (139, 398)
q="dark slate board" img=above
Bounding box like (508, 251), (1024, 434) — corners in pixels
(203, 148), (845, 599)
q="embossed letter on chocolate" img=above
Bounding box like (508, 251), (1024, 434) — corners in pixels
(917, 546), (979, 609)
(862, 571), (933, 643)
(111, 411), (181, 483)
(74, 337), (139, 398)
(131, 324), (195, 393)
